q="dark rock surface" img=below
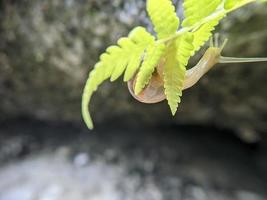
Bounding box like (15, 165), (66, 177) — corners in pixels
(0, 0), (267, 132)
(0, 119), (267, 200)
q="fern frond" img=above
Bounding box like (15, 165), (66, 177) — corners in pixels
(147, 0), (180, 39)
(134, 42), (166, 95)
(182, 0), (222, 27)
(82, 26), (154, 129)
(191, 13), (226, 55)
(224, 0), (260, 10)
(164, 33), (194, 115)
(176, 33), (194, 67)
(224, 0), (237, 9)
(123, 27), (156, 81)
(163, 43), (182, 116)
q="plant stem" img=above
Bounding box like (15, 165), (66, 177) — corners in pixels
(159, 0), (257, 44)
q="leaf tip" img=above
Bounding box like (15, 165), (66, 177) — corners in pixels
(81, 90), (94, 130)
(134, 85), (142, 96)
(170, 106), (177, 116)
(87, 122), (94, 130)
(110, 73), (120, 82)
(123, 73), (130, 82)
(82, 109), (94, 130)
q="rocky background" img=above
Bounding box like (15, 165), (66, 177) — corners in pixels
(1, 0), (267, 200)
(1, 0), (267, 133)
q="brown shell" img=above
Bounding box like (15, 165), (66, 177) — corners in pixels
(127, 70), (166, 104)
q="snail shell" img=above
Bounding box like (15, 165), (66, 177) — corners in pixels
(127, 70), (165, 104)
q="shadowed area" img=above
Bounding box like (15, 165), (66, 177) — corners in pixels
(0, 118), (267, 200)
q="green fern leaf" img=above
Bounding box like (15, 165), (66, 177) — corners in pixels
(123, 52), (144, 82)
(224, 0), (264, 10)
(164, 33), (194, 115)
(147, 0), (180, 39)
(123, 27), (156, 81)
(224, 0), (237, 9)
(82, 27), (154, 129)
(182, 0), (222, 27)
(163, 43), (182, 116)
(176, 33), (194, 67)
(134, 42), (166, 95)
(191, 13), (226, 55)
(109, 38), (134, 81)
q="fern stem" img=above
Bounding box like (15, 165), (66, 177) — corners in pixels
(159, 0), (257, 44)
(160, 9), (225, 43)
(219, 56), (267, 64)
(160, 27), (191, 43)
(227, 0), (257, 12)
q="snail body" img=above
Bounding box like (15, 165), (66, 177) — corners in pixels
(128, 45), (267, 104)
(128, 47), (221, 103)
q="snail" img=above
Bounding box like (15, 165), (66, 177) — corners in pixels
(128, 39), (267, 104)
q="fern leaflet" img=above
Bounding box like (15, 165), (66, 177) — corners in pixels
(190, 13), (226, 55)
(164, 33), (194, 115)
(147, 0), (180, 39)
(176, 33), (194, 67)
(134, 42), (166, 94)
(82, 27), (154, 129)
(182, 0), (222, 27)
(224, 0), (237, 9)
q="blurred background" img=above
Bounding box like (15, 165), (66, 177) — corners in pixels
(1, 0), (267, 199)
